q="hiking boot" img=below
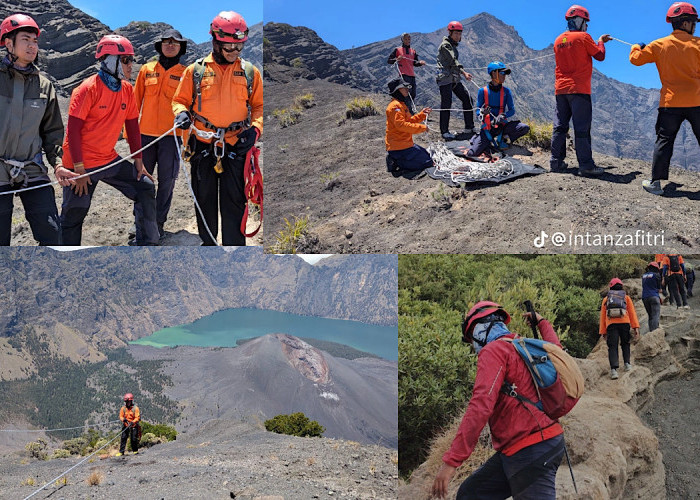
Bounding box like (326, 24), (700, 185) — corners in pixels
(133, 450), (139, 455)
(442, 132), (456, 140)
(579, 166), (604, 177)
(462, 127), (479, 136)
(549, 160), (568, 172)
(158, 224), (165, 239)
(683, 305), (690, 309)
(115, 452), (123, 457)
(610, 368), (619, 380)
(624, 363), (632, 371)
(385, 155), (400, 173)
(642, 179), (663, 195)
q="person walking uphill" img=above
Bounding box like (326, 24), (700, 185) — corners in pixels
(431, 302), (567, 499)
(436, 21), (476, 141)
(59, 34), (158, 246)
(550, 5), (612, 176)
(0, 14), (77, 245)
(387, 33), (426, 106)
(663, 253), (690, 308)
(599, 278), (640, 380)
(133, 29), (187, 240)
(642, 262), (663, 332)
(117, 393), (140, 456)
(630, 2), (700, 196)
(385, 78), (433, 173)
(172, 11), (263, 246)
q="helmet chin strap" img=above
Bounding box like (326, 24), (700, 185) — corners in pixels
(100, 55), (126, 80)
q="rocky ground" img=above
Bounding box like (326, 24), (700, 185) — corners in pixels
(0, 419), (398, 499)
(265, 79), (700, 254)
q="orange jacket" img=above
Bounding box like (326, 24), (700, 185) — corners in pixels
(385, 99), (427, 151)
(662, 254), (685, 275)
(630, 31), (700, 108)
(554, 31), (605, 95)
(172, 54), (263, 146)
(599, 294), (639, 334)
(119, 405), (140, 424)
(134, 61), (186, 137)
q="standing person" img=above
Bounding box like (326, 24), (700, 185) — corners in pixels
(436, 21), (476, 141)
(550, 5), (612, 176)
(133, 29), (187, 240)
(642, 262), (663, 332)
(467, 62), (530, 157)
(630, 2), (700, 195)
(431, 302), (566, 499)
(59, 34), (158, 246)
(685, 263), (695, 297)
(385, 78), (433, 172)
(117, 393), (140, 456)
(599, 278), (640, 380)
(387, 33), (426, 106)
(655, 253), (670, 302)
(663, 254), (690, 308)
(172, 11), (263, 246)
(0, 14), (77, 245)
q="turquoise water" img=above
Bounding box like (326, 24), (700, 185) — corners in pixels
(130, 308), (398, 361)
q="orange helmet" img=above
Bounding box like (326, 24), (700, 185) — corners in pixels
(210, 11), (248, 43)
(565, 5), (590, 21)
(95, 35), (134, 59)
(667, 2), (698, 22)
(0, 14), (40, 47)
(462, 301), (511, 342)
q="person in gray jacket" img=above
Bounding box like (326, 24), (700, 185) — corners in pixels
(437, 21), (476, 140)
(0, 14), (76, 245)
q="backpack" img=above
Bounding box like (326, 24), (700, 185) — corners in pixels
(606, 289), (627, 318)
(668, 255), (681, 273)
(501, 337), (584, 420)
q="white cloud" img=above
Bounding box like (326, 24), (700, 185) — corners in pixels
(297, 254), (333, 265)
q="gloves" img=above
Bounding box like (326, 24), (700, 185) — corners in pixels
(174, 111), (192, 129)
(235, 127), (259, 154)
(494, 114), (507, 126)
(637, 42), (646, 50)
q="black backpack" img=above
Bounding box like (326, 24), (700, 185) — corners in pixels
(668, 255), (681, 273)
(606, 290), (627, 318)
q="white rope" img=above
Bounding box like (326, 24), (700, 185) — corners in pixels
(427, 141), (515, 183)
(23, 425), (130, 500)
(0, 125), (178, 196)
(0, 420), (121, 433)
(611, 37), (634, 47)
(462, 52), (555, 71)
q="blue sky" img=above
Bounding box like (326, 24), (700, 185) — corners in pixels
(68, 0), (262, 44)
(265, 0), (684, 89)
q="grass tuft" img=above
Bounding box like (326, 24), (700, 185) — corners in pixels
(87, 470), (103, 487)
(271, 215), (310, 254)
(345, 97), (380, 119)
(519, 120), (553, 150)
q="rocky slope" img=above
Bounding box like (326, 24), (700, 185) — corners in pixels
(0, 418), (398, 499)
(0, 247), (398, 379)
(265, 79), (700, 254)
(264, 12), (699, 170)
(400, 274), (700, 499)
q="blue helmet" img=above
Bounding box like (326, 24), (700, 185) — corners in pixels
(487, 61), (511, 76)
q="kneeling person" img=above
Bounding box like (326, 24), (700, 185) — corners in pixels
(468, 62), (530, 157)
(385, 78), (433, 172)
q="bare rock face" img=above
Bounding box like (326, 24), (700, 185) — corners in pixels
(279, 334), (330, 384)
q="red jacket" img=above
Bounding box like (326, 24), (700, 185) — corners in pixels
(442, 320), (564, 467)
(554, 31), (606, 95)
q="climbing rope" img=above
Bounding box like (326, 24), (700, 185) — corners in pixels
(611, 37), (634, 47)
(0, 420), (121, 433)
(462, 52), (555, 71)
(0, 125), (178, 196)
(427, 141), (515, 183)
(22, 425), (130, 500)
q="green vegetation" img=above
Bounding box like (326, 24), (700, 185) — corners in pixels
(290, 57), (305, 68)
(520, 119), (553, 149)
(398, 254), (648, 475)
(270, 215), (310, 254)
(294, 93), (315, 109)
(25, 438), (48, 460)
(141, 421), (177, 442)
(264, 412), (325, 438)
(272, 107), (303, 128)
(263, 37), (271, 47)
(345, 97), (380, 119)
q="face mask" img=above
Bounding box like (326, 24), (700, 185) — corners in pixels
(471, 319), (511, 354)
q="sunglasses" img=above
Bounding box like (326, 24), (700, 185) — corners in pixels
(162, 39), (181, 46)
(120, 56), (135, 64)
(212, 28), (249, 41)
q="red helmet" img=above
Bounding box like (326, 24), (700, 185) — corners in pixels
(95, 34), (134, 59)
(609, 278), (623, 288)
(462, 301), (511, 342)
(447, 21), (463, 31)
(0, 14), (40, 48)
(667, 2), (698, 22)
(123, 393), (134, 401)
(210, 11), (249, 43)
(565, 5), (590, 21)
(648, 261), (660, 269)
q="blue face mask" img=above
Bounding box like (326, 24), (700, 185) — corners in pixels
(472, 320), (511, 354)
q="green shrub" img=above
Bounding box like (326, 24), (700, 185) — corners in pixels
(51, 449), (71, 459)
(272, 107), (303, 128)
(294, 93), (315, 109)
(345, 97), (379, 119)
(62, 436), (89, 455)
(264, 412), (325, 438)
(519, 120), (553, 149)
(141, 421), (177, 442)
(25, 439), (48, 460)
(271, 215), (310, 254)
(139, 432), (161, 447)
(290, 57), (305, 68)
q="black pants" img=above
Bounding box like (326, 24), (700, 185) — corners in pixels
(651, 106), (700, 181)
(606, 323), (631, 369)
(439, 81), (474, 134)
(667, 273), (688, 307)
(120, 424), (139, 453)
(0, 182), (61, 245)
(140, 134), (181, 227)
(189, 138), (246, 246)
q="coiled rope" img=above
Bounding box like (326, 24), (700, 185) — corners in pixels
(427, 141), (515, 183)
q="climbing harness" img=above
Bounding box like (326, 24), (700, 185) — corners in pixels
(481, 85), (507, 150)
(427, 141), (515, 184)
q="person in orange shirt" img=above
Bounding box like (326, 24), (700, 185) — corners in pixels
(550, 5), (611, 176)
(662, 253), (690, 308)
(117, 393), (140, 456)
(599, 278), (640, 379)
(630, 2), (700, 195)
(384, 78), (432, 173)
(59, 35), (157, 245)
(133, 29), (187, 240)
(172, 11), (263, 246)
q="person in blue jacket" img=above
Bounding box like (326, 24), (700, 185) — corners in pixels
(641, 261), (663, 332)
(467, 62), (530, 157)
